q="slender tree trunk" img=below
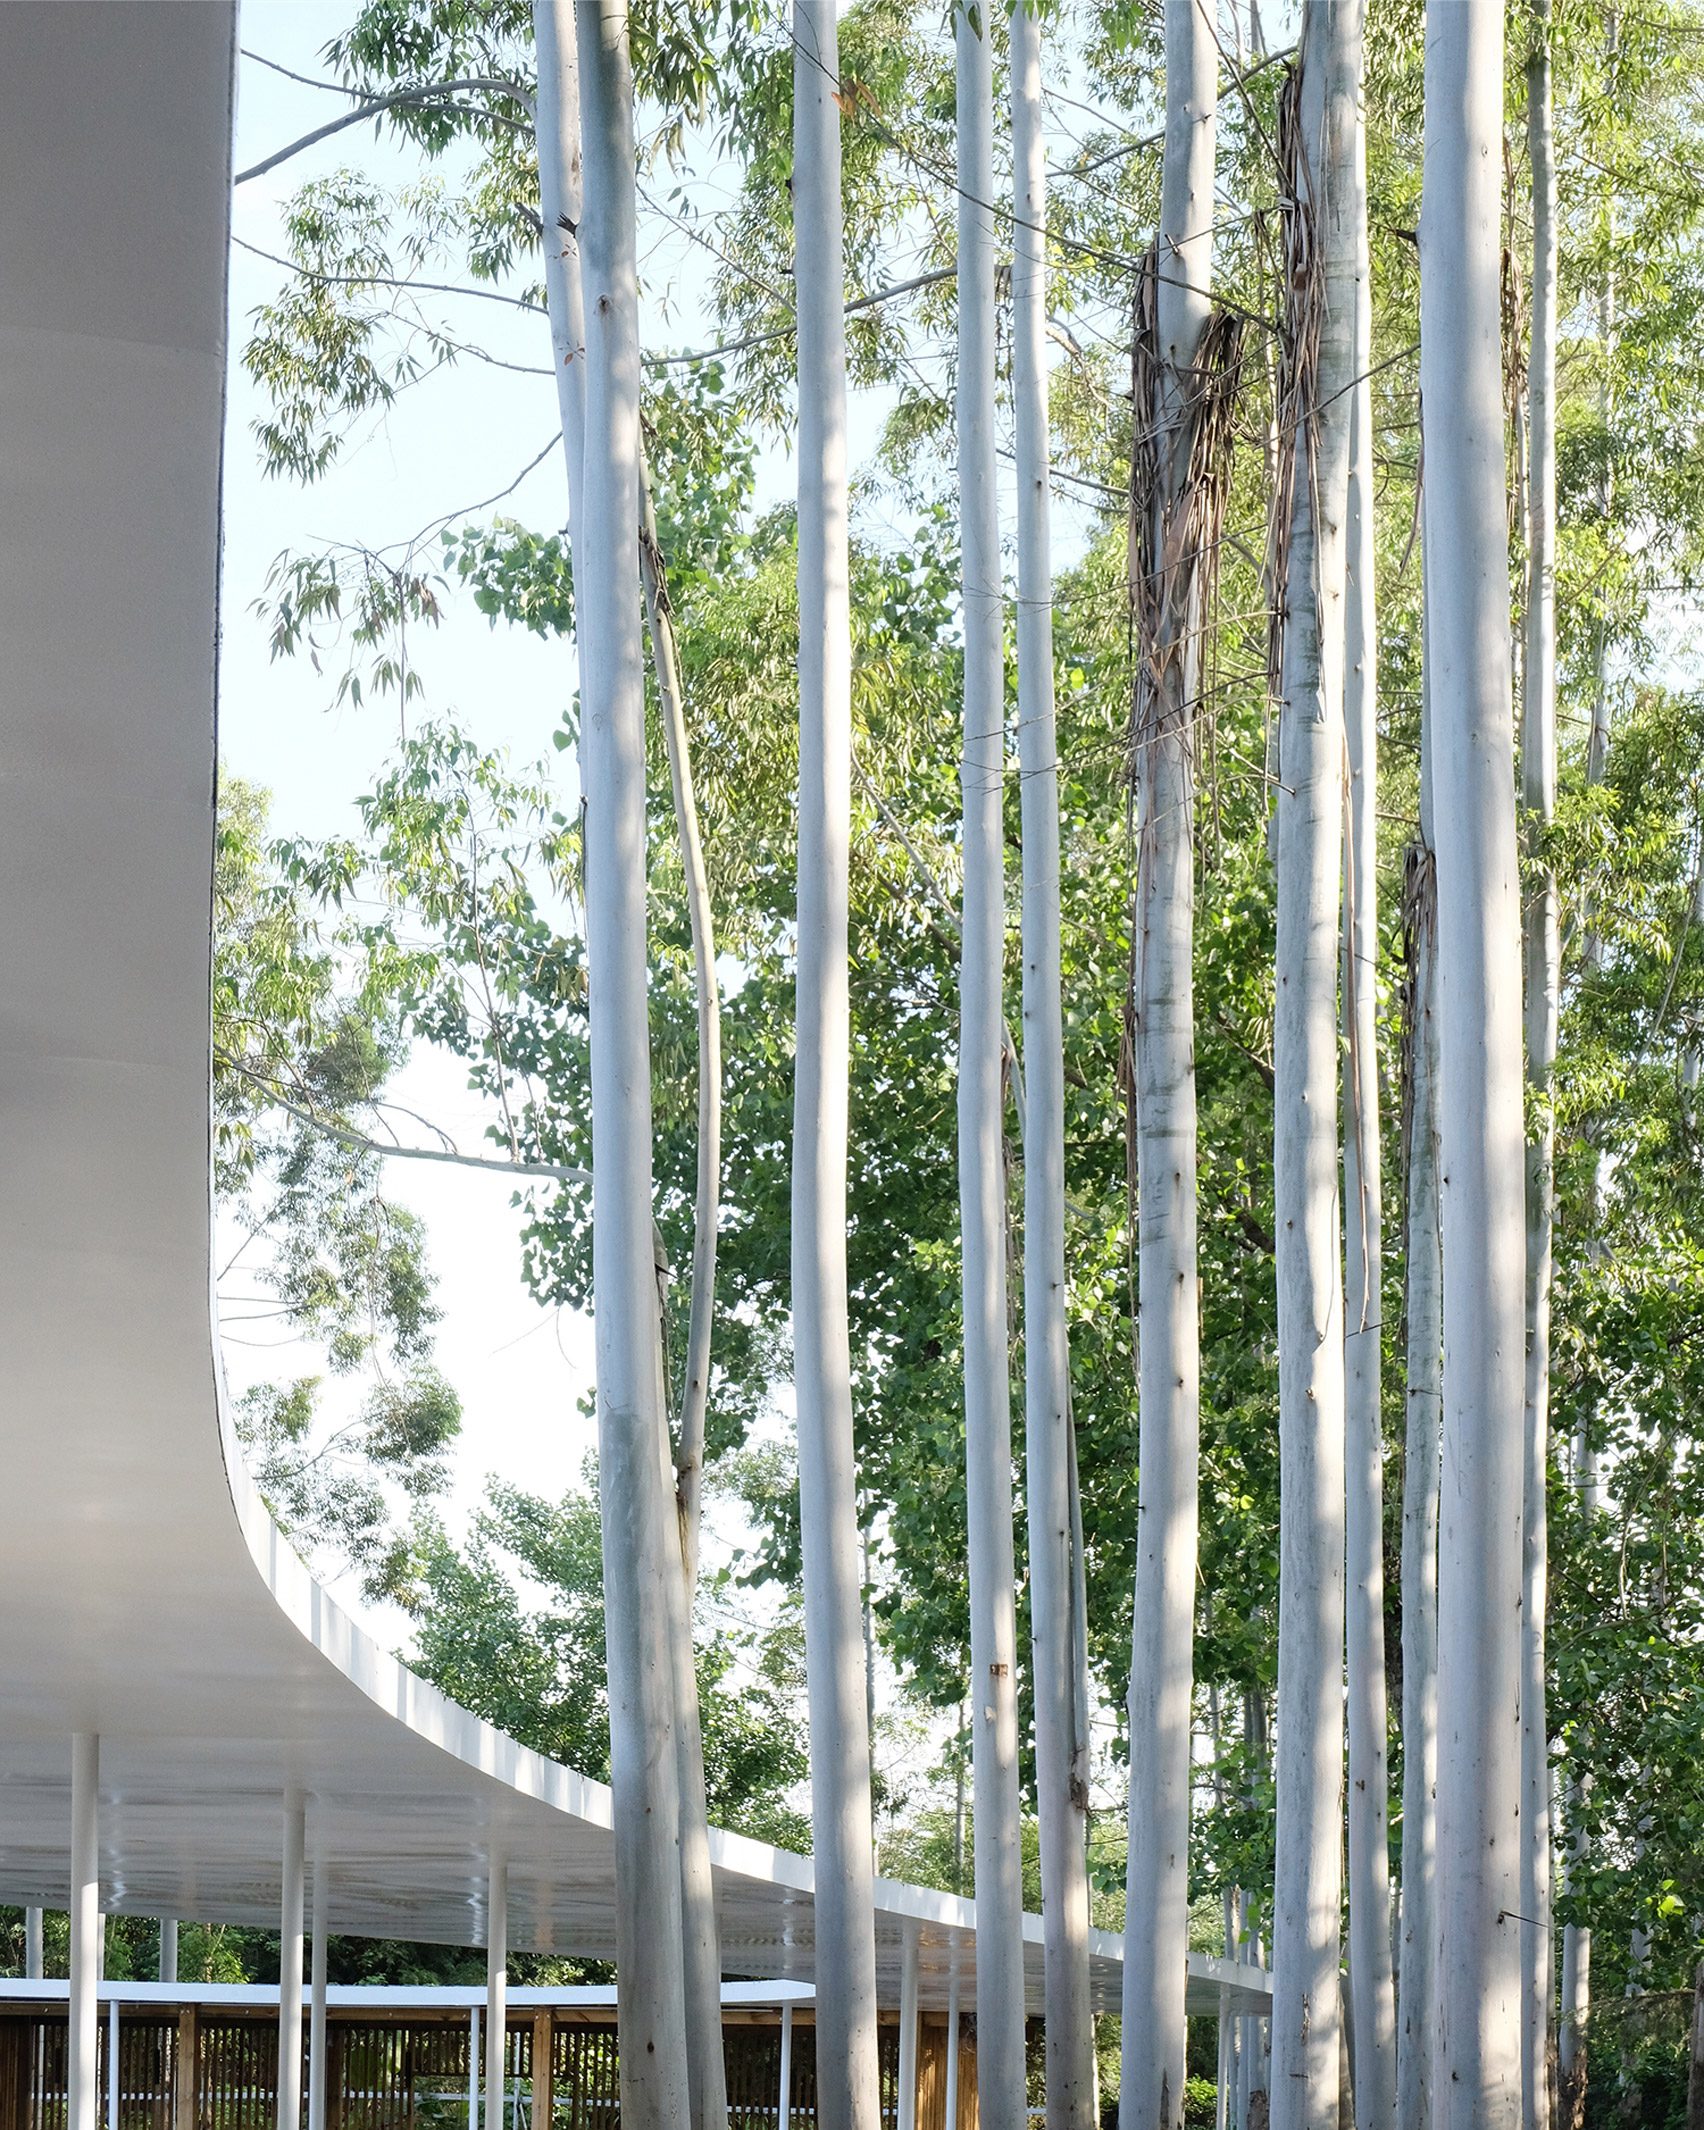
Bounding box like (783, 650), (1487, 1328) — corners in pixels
(1395, 621), (1441, 2130)
(536, 26), (724, 2114)
(1521, 8), (1559, 2126)
(1010, 11), (1095, 2129)
(1121, 4), (1214, 2121)
(570, 7), (691, 2123)
(1269, 12), (1361, 2124)
(956, 7), (1027, 2123)
(1421, 4), (1526, 2122)
(638, 472), (721, 1593)
(1341, 59), (1396, 2128)
(791, 11), (882, 2130)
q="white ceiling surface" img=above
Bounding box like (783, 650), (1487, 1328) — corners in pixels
(0, 1), (1268, 2028)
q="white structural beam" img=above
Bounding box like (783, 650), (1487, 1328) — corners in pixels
(159, 1920), (178, 1988)
(69, 1735), (99, 2130)
(897, 1927), (920, 2130)
(278, 1794), (305, 2130)
(26, 1911), (43, 1981)
(485, 1860), (508, 2130)
(308, 1862), (329, 2130)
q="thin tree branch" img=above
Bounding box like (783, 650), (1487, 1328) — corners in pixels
(235, 78), (533, 186)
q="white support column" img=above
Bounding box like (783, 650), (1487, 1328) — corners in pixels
(943, 1975), (961, 2130)
(70, 1733), (100, 2130)
(897, 1930), (919, 2130)
(308, 1859), (329, 2130)
(778, 2005), (793, 2130)
(159, 1920), (178, 1987)
(467, 2008), (481, 2130)
(107, 1992), (119, 2130)
(277, 1791), (305, 2130)
(26, 1908), (44, 1980)
(484, 1858), (507, 2130)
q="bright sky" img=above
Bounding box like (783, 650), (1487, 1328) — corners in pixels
(221, 9), (602, 1622)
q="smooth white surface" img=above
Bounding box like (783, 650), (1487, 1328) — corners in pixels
(0, 0), (1267, 2032)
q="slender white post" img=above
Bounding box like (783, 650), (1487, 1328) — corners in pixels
(944, 1978), (961, 2130)
(1421, 2), (1525, 2123)
(955, 9), (1026, 2126)
(468, 2008), (481, 2130)
(278, 1791), (305, 2130)
(26, 1908), (44, 1980)
(70, 1734), (100, 2130)
(792, 9), (882, 2130)
(308, 1860), (329, 2130)
(107, 1991), (119, 2130)
(1011, 10), (1094, 2128)
(573, 9), (693, 2121)
(485, 1860), (508, 2130)
(159, 1921), (178, 1988)
(778, 2005), (793, 2130)
(897, 1930), (920, 2130)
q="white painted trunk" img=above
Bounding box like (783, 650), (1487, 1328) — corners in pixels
(955, 8), (1025, 2125)
(1520, 9), (1559, 2125)
(1395, 696), (1440, 2130)
(1010, 10), (1095, 2128)
(1341, 55), (1395, 2127)
(791, 11), (883, 2129)
(1121, 4), (1213, 2122)
(1420, 4), (1526, 2122)
(573, 8), (692, 2120)
(1270, 12), (1359, 2126)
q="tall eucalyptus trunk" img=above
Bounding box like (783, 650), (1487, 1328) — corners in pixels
(1011, 10), (1096, 2127)
(1396, 586), (1441, 2130)
(791, 10), (882, 2129)
(1121, 3), (1215, 2120)
(1421, 2), (1526, 2121)
(571, 6), (691, 2122)
(1269, 11), (1360, 2124)
(956, 6), (1027, 2123)
(1341, 61), (1396, 2128)
(535, 23), (724, 2118)
(1521, 6), (1560, 2125)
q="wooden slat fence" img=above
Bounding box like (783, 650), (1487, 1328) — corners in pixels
(0, 2009), (961, 2130)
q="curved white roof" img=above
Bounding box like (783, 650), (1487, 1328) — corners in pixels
(0, 0), (1266, 2025)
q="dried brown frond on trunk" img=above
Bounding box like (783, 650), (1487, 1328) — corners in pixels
(1265, 61), (1324, 710)
(1127, 254), (1246, 768)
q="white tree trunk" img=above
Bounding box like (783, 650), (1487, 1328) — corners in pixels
(572, 8), (692, 2122)
(1010, 10), (1095, 2128)
(1396, 628), (1440, 2130)
(955, 8), (1027, 2126)
(1341, 61), (1396, 2128)
(1121, 3), (1214, 2121)
(791, 11), (883, 2130)
(1420, 3), (1526, 2122)
(1521, 7), (1559, 2125)
(1270, 11), (1360, 2124)
(537, 22), (722, 2118)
